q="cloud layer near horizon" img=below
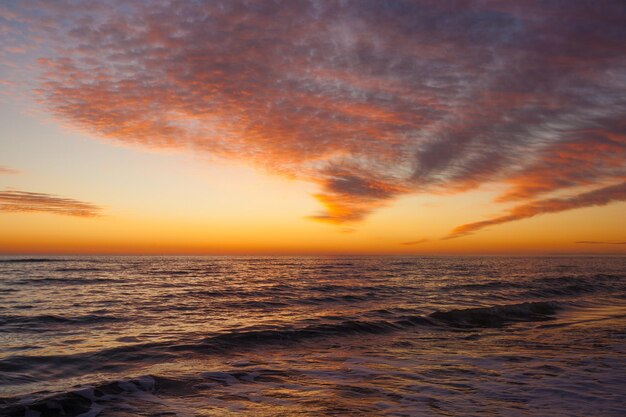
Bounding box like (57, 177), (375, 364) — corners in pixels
(576, 241), (626, 245)
(0, 190), (101, 217)
(4, 0), (626, 232)
(448, 182), (626, 238)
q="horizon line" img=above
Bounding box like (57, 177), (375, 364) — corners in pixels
(0, 252), (624, 257)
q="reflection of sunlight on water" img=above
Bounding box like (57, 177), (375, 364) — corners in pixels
(539, 301), (626, 330)
(569, 303), (626, 323)
(104, 314), (626, 416)
(0, 256), (625, 416)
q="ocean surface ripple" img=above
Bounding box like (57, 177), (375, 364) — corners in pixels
(0, 256), (625, 416)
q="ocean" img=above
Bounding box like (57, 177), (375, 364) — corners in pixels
(0, 256), (625, 416)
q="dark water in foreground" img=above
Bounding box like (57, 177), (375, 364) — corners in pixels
(0, 256), (625, 416)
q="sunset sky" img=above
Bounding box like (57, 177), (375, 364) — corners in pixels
(1, 0), (625, 254)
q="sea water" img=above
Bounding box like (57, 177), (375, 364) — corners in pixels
(0, 256), (625, 416)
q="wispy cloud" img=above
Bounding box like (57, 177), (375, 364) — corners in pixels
(447, 182), (626, 239)
(0, 166), (19, 175)
(0, 190), (101, 217)
(4, 0), (626, 226)
(576, 240), (626, 245)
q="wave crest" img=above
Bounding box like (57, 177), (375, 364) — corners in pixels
(429, 301), (560, 328)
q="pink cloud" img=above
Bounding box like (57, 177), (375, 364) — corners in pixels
(4, 0), (626, 227)
(0, 166), (20, 175)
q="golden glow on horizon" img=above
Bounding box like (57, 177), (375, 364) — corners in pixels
(1, 174), (624, 255)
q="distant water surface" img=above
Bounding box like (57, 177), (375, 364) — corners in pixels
(0, 256), (625, 416)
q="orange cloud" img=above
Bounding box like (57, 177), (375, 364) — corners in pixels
(0, 190), (101, 217)
(309, 166), (408, 223)
(497, 128), (626, 202)
(4, 0), (626, 225)
(448, 182), (626, 239)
